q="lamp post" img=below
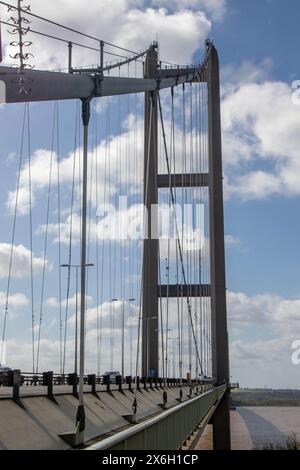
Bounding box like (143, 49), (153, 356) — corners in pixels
(112, 298), (135, 378)
(61, 263), (94, 376)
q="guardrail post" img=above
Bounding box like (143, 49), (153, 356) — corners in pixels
(12, 369), (21, 401)
(43, 371), (57, 404)
(68, 373), (78, 398)
(48, 371), (54, 397)
(126, 376), (132, 392)
(42, 371), (52, 397)
(73, 373), (78, 398)
(141, 376), (147, 391)
(136, 376), (140, 391)
(88, 374), (98, 396)
(116, 375), (123, 393)
(9, 369), (24, 408)
(104, 374), (111, 393)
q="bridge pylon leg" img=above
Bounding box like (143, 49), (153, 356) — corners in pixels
(207, 42), (231, 450)
(141, 44), (159, 378)
(212, 389), (231, 450)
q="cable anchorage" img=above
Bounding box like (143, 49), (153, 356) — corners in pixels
(7, 0), (33, 93)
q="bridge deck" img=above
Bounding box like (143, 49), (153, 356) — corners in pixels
(0, 385), (218, 450)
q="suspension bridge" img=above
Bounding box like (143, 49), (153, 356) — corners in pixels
(0, 1), (231, 450)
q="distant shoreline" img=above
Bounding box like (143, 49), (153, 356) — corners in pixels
(231, 389), (300, 407)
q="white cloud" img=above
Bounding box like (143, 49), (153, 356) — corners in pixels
(8, 114), (143, 216)
(69, 300), (139, 330)
(221, 59), (273, 95)
(229, 336), (299, 389)
(0, 243), (50, 278)
(151, 0), (227, 21)
(227, 290), (300, 388)
(2, 0), (213, 69)
(222, 75), (300, 200)
(0, 291), (29, 310)
(116, 8), (210, 64)
(6, 149), (56, 215)
(46, 293), (93, 309)
(227, 290), (300, 330)
(225, 235), (240, 247)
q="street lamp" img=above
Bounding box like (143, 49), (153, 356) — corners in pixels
(60, 263), (94, 376)
(112, 298), (135, 378)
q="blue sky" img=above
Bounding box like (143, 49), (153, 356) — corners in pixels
(0, 0), (300, 388)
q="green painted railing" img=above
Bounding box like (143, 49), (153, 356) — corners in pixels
(87, 384), (227, 450)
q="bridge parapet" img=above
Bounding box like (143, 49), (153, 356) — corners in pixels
(86, 384), (226, 451)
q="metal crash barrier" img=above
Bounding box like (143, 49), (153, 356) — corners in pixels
(86, 384), (227, 450)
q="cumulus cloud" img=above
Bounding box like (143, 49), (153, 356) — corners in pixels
(229, 335), (299, 389)
(150, 0), (226, 21)
(46, 293), (93, 309)
(68, 300), (140, 330)
(226, 289), (300, 388)
(1, 0), (213, 69)
(0, 243), (50, 278)
(221, 66), (300, 200)
(0, 291), (29, 310)
(7, 114), (143, 216)
(225, 235), (240, 247)
(2, 295), (210, 375)
(221, 59), (273, 96)
(227, 290), (300, 330)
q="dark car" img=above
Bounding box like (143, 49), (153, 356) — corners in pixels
(103, 371), (121, 384)
(0, 367), (12, 386)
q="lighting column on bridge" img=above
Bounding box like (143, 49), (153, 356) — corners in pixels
(111, 298), (135, 378)
(77, 97), (92, 433)
(61, 263), (94, 376)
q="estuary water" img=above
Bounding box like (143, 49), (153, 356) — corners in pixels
(197, 407), (300, 450)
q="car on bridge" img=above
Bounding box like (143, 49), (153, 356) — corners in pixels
(103, 371), (121, 384)
(0, 367), (12, 386)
